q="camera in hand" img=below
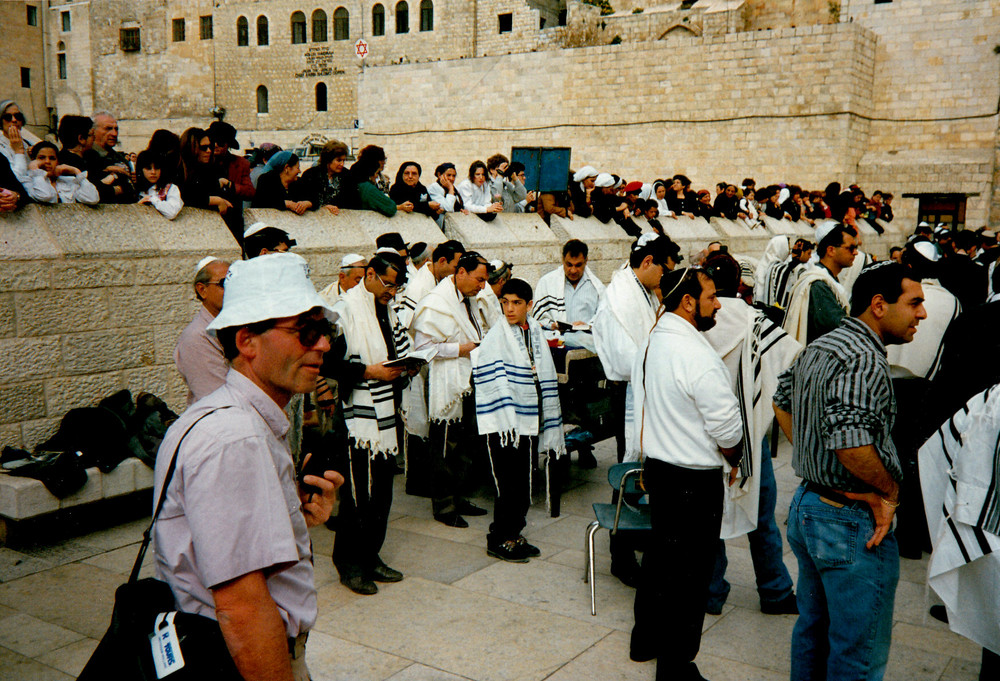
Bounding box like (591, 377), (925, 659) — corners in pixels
(299, 449), (333, 496)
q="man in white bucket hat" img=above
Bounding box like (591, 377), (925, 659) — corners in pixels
(153, 252), (344, 681)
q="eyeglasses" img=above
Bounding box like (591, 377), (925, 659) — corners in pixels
(206, 279), (225, 289)
(270, 318), (335, 348)
(1, 112), (25, 123)
(198, 144), (212, 151)
(375, 272), (399, 293)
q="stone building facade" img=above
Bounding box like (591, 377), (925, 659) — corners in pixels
(1, 1), (49, 137)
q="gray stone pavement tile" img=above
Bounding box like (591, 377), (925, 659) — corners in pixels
(700, 605), (795, 673)
(541, 630), (655, 681)
(939, 656), (984, 681)
(0, 645), (72, 680)
(547, 547), (612, 578)
(12, 538), (106, 567)
(0, 547), (53, 582)
(0, 612), (84, 657)
(75, 516), (148, 551)
(379, 526), (498, 584)
(315, 576), (368, 613)
(694, 654), (789, 681)
(388, 515), (491, 547)
(522, 513), (611, 552)
(0, 563), (119, 638)
(453, 558), (635, 633)
(312, 576), (610, 681)
(898, 553), (932, 585)
(891, 578), (953, 630)
(79, 541), (148, 575)
(34, 638), (99, 677)
(884, 641), (954, 681)
(305, 629), (411, 681)
(386, 663), (476, 680)
(890, 622), (982, 662)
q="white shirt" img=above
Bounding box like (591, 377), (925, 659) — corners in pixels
(457, 179), (493, 214)
(632, 312), (743, 468)
(564, 273), (600, 324)
(428, 181), (461, 212)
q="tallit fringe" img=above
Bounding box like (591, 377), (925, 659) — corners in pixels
(485, 436), (502, 497)
(429, 386), (473, 424)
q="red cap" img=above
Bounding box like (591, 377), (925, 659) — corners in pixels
(624, 181), (643, 194)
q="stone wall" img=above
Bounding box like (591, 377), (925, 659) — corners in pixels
(2, 0), (49, 136)
(0, 203), (894, 451)
(358, 22), (876, 198)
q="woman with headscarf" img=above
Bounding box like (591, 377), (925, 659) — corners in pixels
(651, 179), (673, 218)
(0, 100), (31, 187)
(389, 161), (441, 218)
(753, 236), (791, 307)
(568, 165), (597, 218)
(252, 150), (314, 214)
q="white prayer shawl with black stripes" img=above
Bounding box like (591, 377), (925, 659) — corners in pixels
(705, 298), (802, 539)
(761, 257), (802, 309)
(472, 316), (564, 457)
(753, 236), (789, 304)
(475, 284), (503, 333)
(533, 266), (606, 339)
(397, 262), (437, 331)
(919, 384), (1000, 654)
(412, 276), (481, 422)
(887, 279), (959, 381)
(333, 282), (411, 458)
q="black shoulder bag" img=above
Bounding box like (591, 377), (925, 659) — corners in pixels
(78, 408), (244, 681)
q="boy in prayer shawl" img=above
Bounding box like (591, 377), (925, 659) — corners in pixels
(700, 253), (802, 617)
(323, 251), (413, 595)
(472, 278), (564, 562)
(412, 252), (495, 527)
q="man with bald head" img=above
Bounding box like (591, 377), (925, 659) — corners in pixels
(175, 256), (231, 405)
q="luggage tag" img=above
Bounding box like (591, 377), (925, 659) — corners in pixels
(150, 612), (186, 678)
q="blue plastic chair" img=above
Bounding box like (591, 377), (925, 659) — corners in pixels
(584, 461), (651, 615)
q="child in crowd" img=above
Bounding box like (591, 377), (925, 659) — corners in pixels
(136, 149), (183, 219)
(471, 278), (565, 562)
(25, 141), (99, 205)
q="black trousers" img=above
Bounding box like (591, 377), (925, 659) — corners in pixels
(427, 394), (481, 515)
(631, 460), (723, 676)
(486, 433), (533, 542)
(332, 437), (398, 579)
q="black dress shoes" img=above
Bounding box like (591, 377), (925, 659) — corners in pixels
(369, 564), (404, 583)
(433, 511), (469, 528)
(456, 499), (487, 516)
(341, 575), (378, 595)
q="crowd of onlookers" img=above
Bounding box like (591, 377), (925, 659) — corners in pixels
(0, 100), (897, 244)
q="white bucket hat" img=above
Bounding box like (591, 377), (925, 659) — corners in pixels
(206, 252), (335, 335)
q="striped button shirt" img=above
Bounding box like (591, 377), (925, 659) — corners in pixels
(773, 317), (903, 492)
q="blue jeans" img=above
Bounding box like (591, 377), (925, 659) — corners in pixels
(786, 485), (899, 681)
(707, 439), (794, 609)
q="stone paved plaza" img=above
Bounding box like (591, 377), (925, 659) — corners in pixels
(0, 437), (984, 681)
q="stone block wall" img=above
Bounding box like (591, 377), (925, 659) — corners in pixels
(1, 1), (48, 136)
(358, 22), (877, 196)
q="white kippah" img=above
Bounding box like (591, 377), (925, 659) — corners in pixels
(913, 241), (940, 262)
(340, 253), (365, 269)
(244, 221), (271, 238)
(635, 233), (659, 249)
(195, 256), (220, 276)
(815, 220), (838, 245)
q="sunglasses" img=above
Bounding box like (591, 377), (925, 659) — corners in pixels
(198, 144), (212, 151)
(1, 112), (25, 123)
(270, 318), (335, 348)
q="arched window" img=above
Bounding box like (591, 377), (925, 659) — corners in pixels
(57, 41), (67, 79)
(395, 1), (409, 34)
(257, 85), (269, 114)
(372, 4), (385, 36)
(237, 16), (249, 45)
(334, 7), (349, 40)
(291, 11), (306, 44)
(316, 83), (328, 112)
(311, 9), (327, 42)
(419, 0), (433, 31)
(257, 15), (269, 45)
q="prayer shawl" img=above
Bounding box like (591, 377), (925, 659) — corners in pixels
(782, 264), (848, 345)
(476, 284), (503, 333)
(397, 262), (437, 330)
(753, 236), (789, 303)
(919, 385), (1000, 654)
(887, 280), (960, 381)
(838, 250), (873, 297)
(704, 299), (802, 539)
(758, 257), (801, 309)
(412, 276), (480, 422)
(533, 266), (606, 339)
(333, 283), (411, 457)
(472, 316), (564, 457)
(594, 267), (657, 461)
(318, 281), (345, 307)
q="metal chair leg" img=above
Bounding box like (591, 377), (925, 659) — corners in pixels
(586, 521), (601, 616)
(584, 520), (599, 582)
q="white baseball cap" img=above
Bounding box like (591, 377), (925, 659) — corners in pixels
(206, 252), (335, 335)
(594, 173), (615, 188)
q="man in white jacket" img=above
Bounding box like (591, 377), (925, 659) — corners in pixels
(630, 266), (743, 681)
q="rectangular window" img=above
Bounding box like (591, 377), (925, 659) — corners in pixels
(120, 27), (141, 52)
(26, 5), (38, 26)
(61, 10), (71, 32)
(172, 18), (185, 42)
(498, 13), (512, 34)
(200, 15), (213, 40)
(20, 68), (30, 88)
(58, 53), (67, 80)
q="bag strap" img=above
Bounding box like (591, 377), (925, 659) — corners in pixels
(127, 407), (230, 584)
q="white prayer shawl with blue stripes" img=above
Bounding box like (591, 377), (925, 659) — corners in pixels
(471, 316), (565, 458)
(919, 384), (1000, 655)
(333, 282), (411, 458)
(704, 298), (802, 539)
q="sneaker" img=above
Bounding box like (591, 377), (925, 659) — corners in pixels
(487, 539), (530, 563)
(516, 535), (541, 557)
(760, 593), (798, 615)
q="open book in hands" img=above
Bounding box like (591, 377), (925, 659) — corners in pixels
(382, 347), (437, 369)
